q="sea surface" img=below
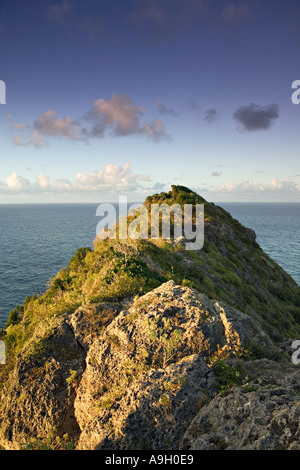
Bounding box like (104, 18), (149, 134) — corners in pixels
(0, 202), (299, 328)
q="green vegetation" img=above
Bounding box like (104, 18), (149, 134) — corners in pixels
(66, 369), (78, 385)
(211, 360), (246, 395)
(163, 375), (187, 392)
(2, 184), (300, 379)
(21, 432), (74, 450)
(5, 305), (24, 328)
(146, 317), (183, 368)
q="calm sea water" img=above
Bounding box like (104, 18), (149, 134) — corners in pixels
(0, 202), (299, 328)
(219, 202), (300, 287)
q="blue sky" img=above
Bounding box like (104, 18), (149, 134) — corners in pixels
(0, 0), (300, 203)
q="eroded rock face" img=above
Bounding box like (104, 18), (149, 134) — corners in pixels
(72, 280), (278, 450)
(75, 355), (214, 450)
(0, 316), (86, 450)
(0, 281), (297, 450)
(180, 360), (300, 450)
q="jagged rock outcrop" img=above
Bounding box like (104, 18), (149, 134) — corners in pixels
(181, 359), (300, 450)
(1, 280), (297, 450)
(73, 280), (271, 450)
(0, 316), (86, 450)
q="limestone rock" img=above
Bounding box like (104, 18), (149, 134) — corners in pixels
(0, 315), (86, 450)
(0, 281), (297, 450)
(180, 360), (300, 450)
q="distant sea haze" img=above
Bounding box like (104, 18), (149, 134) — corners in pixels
(0, 202), (299, 328)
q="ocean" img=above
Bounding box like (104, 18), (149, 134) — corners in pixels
(0, 202), (299, 328)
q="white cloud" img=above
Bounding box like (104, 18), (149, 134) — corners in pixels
(74, 162), (140, 191)
(140, 118), (171, 142)
(0, 163), (149, 194)
(5, 172), (31, 191)
(13, 130), (49, 149)
(13, 135), (27, 147)
(87, 94), (170, 142)
(12, 122), (28, 129)
(11, 94), (170, 147)
(88, 94), (145, 137)
(34, 110), (83, 140)
(36, 173), (50, 189)
(11, 109), (84, 148)
(217, 178), (300, 194)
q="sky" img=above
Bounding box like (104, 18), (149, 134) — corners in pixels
(0, 0), (300, 203)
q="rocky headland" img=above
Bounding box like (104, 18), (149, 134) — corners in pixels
(0, 186), (299, 450)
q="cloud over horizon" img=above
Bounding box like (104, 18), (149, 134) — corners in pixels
(0, 163), (149, 194)
(2, 168), (299, 200)
(217, 178), (300, 194)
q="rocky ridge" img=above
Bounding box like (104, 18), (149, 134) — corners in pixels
(0, 185), (299, 450)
